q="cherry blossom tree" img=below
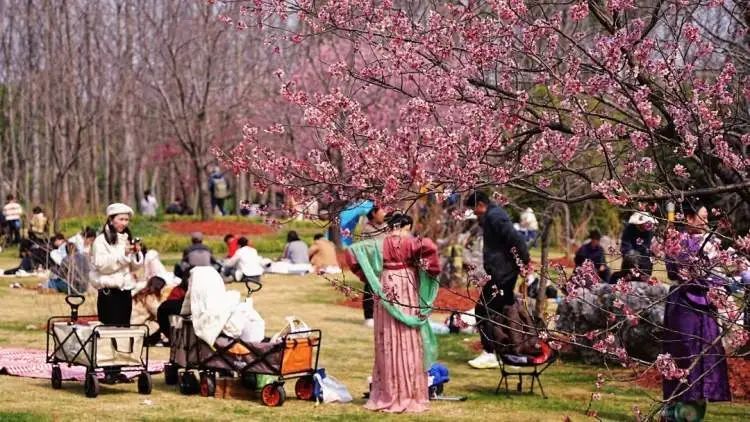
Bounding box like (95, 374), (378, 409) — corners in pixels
(217, 0), (750, 417)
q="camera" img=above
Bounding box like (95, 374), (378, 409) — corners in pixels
(131, 237), (141, 245)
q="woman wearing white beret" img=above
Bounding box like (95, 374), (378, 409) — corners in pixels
(90, 203), (144, 325)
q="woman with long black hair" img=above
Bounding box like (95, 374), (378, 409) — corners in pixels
(347, 213), (441, 412)
(90, 203), (144, 326)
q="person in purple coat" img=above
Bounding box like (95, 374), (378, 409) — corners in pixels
(662, 203), (730, 421)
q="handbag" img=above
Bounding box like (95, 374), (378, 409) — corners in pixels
(270, 316), (311, 342)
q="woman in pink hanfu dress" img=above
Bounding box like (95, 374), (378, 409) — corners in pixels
(347, 213), (441, 413)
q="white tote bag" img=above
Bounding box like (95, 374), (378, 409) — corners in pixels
(313, 372), (353, 403)
(271, 316), (311, 342)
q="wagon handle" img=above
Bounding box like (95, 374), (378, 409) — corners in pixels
(65, 294), (85, 322)
(244, 279), (263, 296)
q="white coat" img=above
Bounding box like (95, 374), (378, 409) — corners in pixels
(89, 232), (143, 290)
(181, 266), (265, 345)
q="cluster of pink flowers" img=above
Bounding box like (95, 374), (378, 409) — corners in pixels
(655, 353), (687, 381)
(211, 0), (746, 215)
(590, 332), (629, 365)
(563, 261), (600, 301)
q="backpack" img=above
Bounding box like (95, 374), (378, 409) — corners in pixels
(491, 299), (542, 356)
(213, 176), (229, 199)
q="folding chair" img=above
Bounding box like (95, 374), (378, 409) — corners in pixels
(495, 342), (557, 399)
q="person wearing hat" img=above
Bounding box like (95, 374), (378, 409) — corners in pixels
(620, 212), (657, 277)
(90, 203), (144, 326)
(574, 229), (610, 283)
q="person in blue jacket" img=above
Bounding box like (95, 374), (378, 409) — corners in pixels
(337, 200), (374, 247)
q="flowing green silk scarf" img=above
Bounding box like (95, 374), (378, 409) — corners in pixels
(349, 238), (438, 370)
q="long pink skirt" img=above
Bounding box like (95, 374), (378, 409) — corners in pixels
(365, 267), (429, 413)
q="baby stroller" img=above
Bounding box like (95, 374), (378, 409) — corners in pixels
(46, 294), (153, 398)
(164, 278), (322, 406)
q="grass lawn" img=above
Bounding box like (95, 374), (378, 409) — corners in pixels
(1, 255), (749, 422)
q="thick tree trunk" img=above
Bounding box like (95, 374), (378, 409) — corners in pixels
(192, 158), (212, 219)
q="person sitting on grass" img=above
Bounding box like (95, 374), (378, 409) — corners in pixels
(132, 275), (167, 345)
(239, 199), (252, 217)
(309, 234), (341, 274)
(174, 232), (220, 280)
(139, 243), (176, 288)
(165, 197), (194, 215)
(281, 231), (310, 264)
(224, 233), (239, 258)
(222, 237), (267, 283)
(43, 243), (91, 294)
(67, 227), (97, 255)
(3, 239), (35, 275)
(264, 231), (312, 274)
(48, 233), (69, 266)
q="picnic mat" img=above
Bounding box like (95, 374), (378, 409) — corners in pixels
(0, 347), (165, 380)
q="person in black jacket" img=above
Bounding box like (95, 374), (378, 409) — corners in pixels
(464, 191), (530, 369)
(620, 212), (656, 276)
(574, 229), (610, 283)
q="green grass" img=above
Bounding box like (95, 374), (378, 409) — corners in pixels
(0, 259), (749, 421)
(0, 222), (746, 421)
(3, 215), (327, 257)
(0, 412), (50, 422)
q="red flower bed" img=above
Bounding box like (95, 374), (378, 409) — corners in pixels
(530, 256), (576, 269)
(636, 357), (750, 401)
(340, 287), (480, 313)
(164, 221), (273, 237)
(434, 287), (480, 311)
(549, 256), (576, 268)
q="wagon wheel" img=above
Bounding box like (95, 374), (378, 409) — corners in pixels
(199, 371), (216, 397)
(138, 371), (153, 394)
(84, 372), (100, 398)
(179, 371), (200, 395)
(260, 383), (286, 407)
(164, 363), (179, 386)
(294, 376), (315, 401)
(51, 366), (63, 390)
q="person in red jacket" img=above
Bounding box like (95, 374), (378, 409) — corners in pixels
(224, 234), (239, 258)
(155, 278), (188, 345)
